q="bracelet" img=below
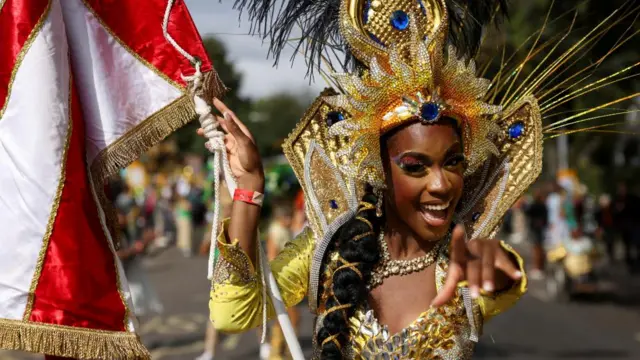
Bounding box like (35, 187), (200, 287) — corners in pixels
(233, 189), (264, 207)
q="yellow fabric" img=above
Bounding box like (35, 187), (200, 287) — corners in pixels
(476, 241), (528, 322)
(209, 219), (526, 342)
(209, 220), (314, 333)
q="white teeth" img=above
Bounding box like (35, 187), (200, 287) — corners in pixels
(421, 202), (450, 211)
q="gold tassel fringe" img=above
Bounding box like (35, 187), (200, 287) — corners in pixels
(0, 319), (150, 360)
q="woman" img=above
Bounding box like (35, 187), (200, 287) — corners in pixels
(206, 0), (531, 358)
(202, 0), (627, 358)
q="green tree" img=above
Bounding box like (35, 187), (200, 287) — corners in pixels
(248, 93), (313, 157)
(480, 0), (640, 191)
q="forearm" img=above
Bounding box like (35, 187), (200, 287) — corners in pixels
(227, 178), (264, 266)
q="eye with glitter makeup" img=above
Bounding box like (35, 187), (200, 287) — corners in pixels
(393, 153), (430, 175)
(444, 153), (466, 169)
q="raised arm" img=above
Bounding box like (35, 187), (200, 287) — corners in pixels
(200, 98), (314, 332)
(200, 98), (265, 264)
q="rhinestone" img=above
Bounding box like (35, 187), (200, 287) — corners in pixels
(472, 212), (481, 222)
(371, 0), (382, 10)
(420, 102), (440, 122)
(390, 10), (410, 31)
(325, 111), (344, 126)
(508, 121), (525, 139)
(329, 199), (339, 209)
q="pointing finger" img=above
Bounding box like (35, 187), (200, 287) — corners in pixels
(496, 248), (523, 281)
(450, 225), (467, 264)
(431, 262), (463, 307)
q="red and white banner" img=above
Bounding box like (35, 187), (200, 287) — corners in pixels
(0, 0), (222, 358)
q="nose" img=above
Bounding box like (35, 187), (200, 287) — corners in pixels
(425, 167), (452, 198)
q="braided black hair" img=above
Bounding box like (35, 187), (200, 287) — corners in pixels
(316, 190), (382, 359)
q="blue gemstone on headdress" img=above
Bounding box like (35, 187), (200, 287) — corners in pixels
(472, 212), (481, 222)
(508, 121), (525, 140)
(420, 102), (440, 122)
(326, 111), (345, 127)
(363, 0), (371, 24)
(390, 10), (409, 30)
(329, 200), (339, 209)
(417, 0), (427, 15)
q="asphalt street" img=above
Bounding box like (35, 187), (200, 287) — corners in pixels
(2, 243), (639, 360)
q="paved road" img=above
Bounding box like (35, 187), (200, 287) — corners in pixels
(2, 245), (639, 360)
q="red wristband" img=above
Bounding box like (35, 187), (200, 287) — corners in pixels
(233, 189), (264, 206)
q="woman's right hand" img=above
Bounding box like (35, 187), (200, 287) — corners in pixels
(198, 98), (264, 191)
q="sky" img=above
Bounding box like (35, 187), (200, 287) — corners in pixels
(184, 0), (326, 99)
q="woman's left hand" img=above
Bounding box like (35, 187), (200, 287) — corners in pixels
(431, 225), (522, 307)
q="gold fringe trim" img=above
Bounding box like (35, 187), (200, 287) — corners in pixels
(90, 94), (196, 246)
(89, 71), (226, 245)
(90, 94), (196, 181)
(0, 319), (150, 360)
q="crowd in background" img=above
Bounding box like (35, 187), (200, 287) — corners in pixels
(107, 159), (304, 360)
(507, 180), (640, 283)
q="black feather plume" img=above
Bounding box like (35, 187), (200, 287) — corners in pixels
(231, 0), (353, 77)
(230, 0), (508, 76)
(445, 0), (509, 58)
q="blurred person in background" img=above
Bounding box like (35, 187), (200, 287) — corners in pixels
(595, 194), (616, 262)
(266, 200), (297, 360)
(614, 182), (640, 272)
(562, 227), (596, 290)
(153, 175), (176, 249)
(175, 174), (194, 257)
(509, 196), (528, 245)
(190, 175), (209, 255)
(116, 202), (164, 317)
(546, 182), (570, 250)
(526, 189), (548, 280)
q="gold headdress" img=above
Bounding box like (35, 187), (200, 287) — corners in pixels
(325, 0), (504, 187)
(235, 0), (639, 312)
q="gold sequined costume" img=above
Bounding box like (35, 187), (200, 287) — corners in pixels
(209, 0), (637, 358)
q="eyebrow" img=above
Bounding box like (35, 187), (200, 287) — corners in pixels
(392, 141), (462, 163)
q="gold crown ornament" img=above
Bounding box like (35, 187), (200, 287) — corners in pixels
(326, 0), (504, 187)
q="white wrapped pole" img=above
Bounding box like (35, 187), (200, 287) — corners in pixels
(162, 1), (304, 358)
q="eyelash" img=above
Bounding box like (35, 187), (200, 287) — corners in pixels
(445, 154), (466, 168)
(396, 154), (465, 174)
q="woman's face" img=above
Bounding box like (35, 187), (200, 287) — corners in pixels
(382, 120), (465, 242)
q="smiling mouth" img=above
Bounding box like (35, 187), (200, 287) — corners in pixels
(420, 201), (450, 227)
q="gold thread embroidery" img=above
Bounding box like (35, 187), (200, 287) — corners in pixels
(22, 69), (73, 321)
(0, 0), (52, 120)
(0, 318), (150, 360)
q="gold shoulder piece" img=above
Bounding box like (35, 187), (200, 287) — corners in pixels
(282, 89), (364, 313)
(456, 95), (543, 239)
